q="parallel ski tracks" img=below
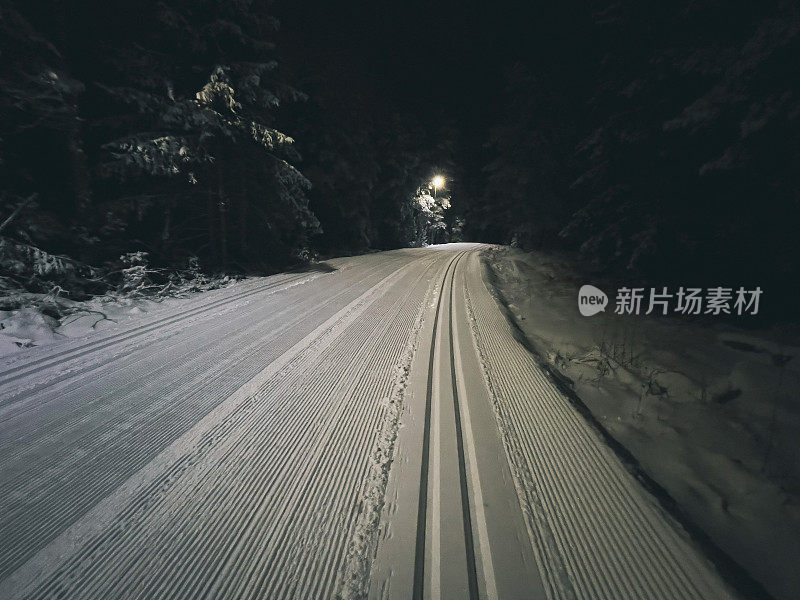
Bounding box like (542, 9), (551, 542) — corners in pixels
(0, 246), (741, 600)
(412, 249), (481, 600)
(446, 255), (480, 600)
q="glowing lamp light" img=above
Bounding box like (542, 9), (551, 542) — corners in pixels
(431, 175), (445, 190)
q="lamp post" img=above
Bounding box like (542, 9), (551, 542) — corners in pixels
(428, 175), (446, 244)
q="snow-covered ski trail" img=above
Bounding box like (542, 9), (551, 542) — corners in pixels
(370, 248), (546, 600)
(0, 244), (743, 599)
(0, 252), (419, 583)
(0, 249), (436, 598)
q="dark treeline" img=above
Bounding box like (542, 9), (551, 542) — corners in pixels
(2, 0), (798, 314)
(470, 0), (800, 304)
(0, 0), (456, 294)
(1, 0), (313, 276)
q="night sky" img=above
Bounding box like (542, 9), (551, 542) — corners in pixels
(275, 0), (596, 194)
(276, 2), (574, 122)
(276, 0), (513, 117)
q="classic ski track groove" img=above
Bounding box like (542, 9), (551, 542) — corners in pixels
(412, 249), (483, 600)
(446, 253), (480, 600)
(411, 252), (455, 600)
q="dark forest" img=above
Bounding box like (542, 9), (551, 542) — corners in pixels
(1, 0), (798, 313)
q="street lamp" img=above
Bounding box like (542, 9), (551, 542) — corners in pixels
(431, 175), (445, 198)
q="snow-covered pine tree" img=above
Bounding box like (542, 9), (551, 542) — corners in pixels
(407, 184), (450, 247)
(89, 0), (318, 269)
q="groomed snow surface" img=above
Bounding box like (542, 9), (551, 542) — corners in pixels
(0, 244), (764, 599)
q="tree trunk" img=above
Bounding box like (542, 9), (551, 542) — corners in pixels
(239, 196), (248, 258)
(66, 134), (91, 215)
(216, 142), (228, 269)
(207, 193), (218, 267)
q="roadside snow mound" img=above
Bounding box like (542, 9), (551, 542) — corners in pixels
(0, 307), (62, 355)
(0, 274), (240, 359)
(482, 245), (800, 600)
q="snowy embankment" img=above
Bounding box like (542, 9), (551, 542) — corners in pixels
(0, 244), (252, 359)
(0, 297), (187, 358)
(0, 276), (243, 359)
(481, 245), (800, 600)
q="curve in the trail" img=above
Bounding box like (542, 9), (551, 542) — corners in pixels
(0, 245), (743, 600)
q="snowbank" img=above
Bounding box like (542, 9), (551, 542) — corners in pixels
(0, 277), (239, 359)
(482, 245), (800, 600)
